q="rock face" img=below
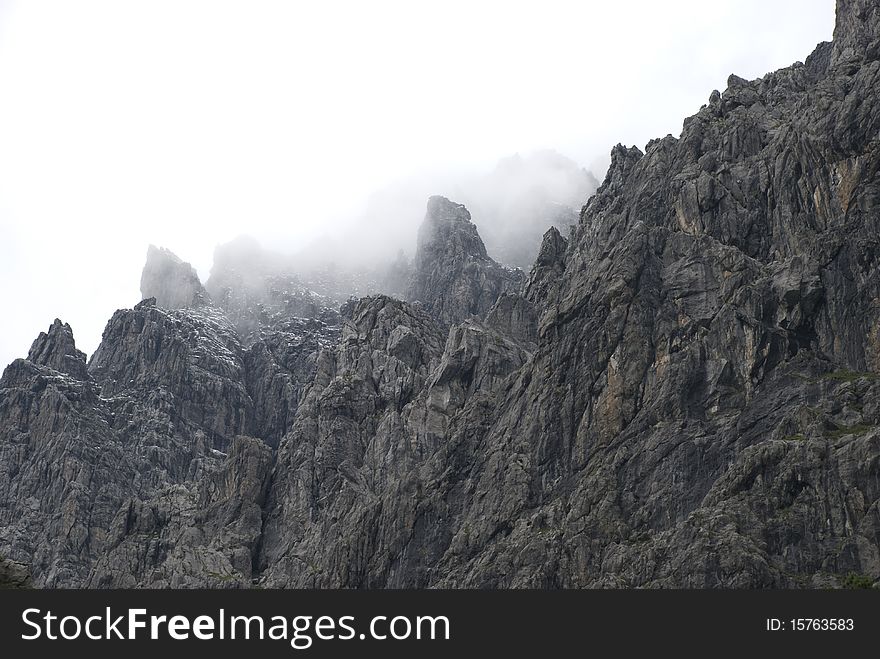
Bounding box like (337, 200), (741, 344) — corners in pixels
(140, 245), (209, 309)
(89, 435), (273, 587)
(1, 1), (880, 589)
(27, 319), (89, 380)
(0, 304), (269, 586)
(832, 0), (880, 64)
(524, 226), (569, 315)
(262, 1), (880, 589)
(485, 292), (539, 347)
(89, 299), (253, 449)
(0, 556), (30, 588)
(259, 295), (449, 586)
(201, 237), (347, 446)
(407, 196), (525, 326)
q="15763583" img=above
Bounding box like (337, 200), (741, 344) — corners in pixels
(766, 619), (854, 631)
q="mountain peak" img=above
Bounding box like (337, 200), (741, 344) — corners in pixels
(415, 196), (490, 266)
(407, 197), (523, 325)
(534, 226), (568, 268)
(140, 245), (209, 309)
(26, 319), (88, 379)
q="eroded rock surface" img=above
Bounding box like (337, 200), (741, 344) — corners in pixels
(407, 196), (525, 326)
(1, 0), (879, 589)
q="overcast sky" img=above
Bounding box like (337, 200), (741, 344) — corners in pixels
(0, 0), (835, 368)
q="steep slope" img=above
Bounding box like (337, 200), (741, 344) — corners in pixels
(0, 306), (268, 586)
(260, 294), (533, 586)
(26, 319), (89, 380)
(263, 0), (880, 588)
(0, 0), (878, 590)
(425, 0), (880, 586)
(406, 196), (525, 326)
(146, 244), (342, 448)
(140, 245), (210, 309)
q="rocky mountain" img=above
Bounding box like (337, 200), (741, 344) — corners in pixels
(141, 245), (210, 309)
(26, 319), (89, 380)
(292, 149), (597, 278)
(203, 236), (344, 343)
(406, 196), (525, 326)
(1, 0), (879, 588)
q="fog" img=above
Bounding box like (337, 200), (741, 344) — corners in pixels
(0, 0), (835, 368)
(292, 149), (598, 273)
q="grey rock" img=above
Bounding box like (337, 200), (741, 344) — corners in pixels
(259, 295), (448, 587)
(407, 196), (525, 326)
(832, 0), (880, 65)
(0, 556), (30, 588)
(89, 436), (273, 588)
(427, 320), (531, 417)
(524, 226), (568, 314)
(261, 0), (880, 588)
(27, 319), (89, 380)
(140, 245), (209, 309)
(89, 304), (253, 449)
(2, 0), (880, 590)
(485, 293), (539, 347)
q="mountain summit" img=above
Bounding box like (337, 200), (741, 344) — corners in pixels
(406, 196), (525, 325)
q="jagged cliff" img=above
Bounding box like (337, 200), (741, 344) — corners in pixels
(141, 245), (210, 310)
(406, 196), (525, 326)
(1, 1), (879, 588)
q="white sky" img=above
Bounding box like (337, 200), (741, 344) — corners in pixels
(0, 0), (835, 368)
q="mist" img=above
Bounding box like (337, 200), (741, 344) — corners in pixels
(0, 0), (835, 369)
(289, 150), (598, 273)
